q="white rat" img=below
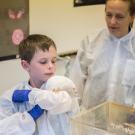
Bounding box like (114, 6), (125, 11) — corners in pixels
(45, 75), (78, 97)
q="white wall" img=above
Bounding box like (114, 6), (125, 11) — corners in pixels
(2, 0), (135, 94)
(29, 0), (105, 54)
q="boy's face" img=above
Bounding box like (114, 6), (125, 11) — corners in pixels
(22, 46), (57, 88)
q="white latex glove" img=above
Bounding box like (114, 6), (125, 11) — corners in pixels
(28, 88), (72, 114)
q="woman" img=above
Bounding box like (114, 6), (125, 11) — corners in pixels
(69, 0), (135, 109)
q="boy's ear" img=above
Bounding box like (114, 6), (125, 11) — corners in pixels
(21, 60), (30, 71)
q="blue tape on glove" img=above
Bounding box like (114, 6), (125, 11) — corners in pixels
(28, 105), (44, 121)
(12, 90), (31, 102)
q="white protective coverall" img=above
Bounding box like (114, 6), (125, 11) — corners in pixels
(69, 28), (135, 109)
(0, 76), (79, 135)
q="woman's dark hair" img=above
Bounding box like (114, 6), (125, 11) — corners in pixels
(105, 0), (135, 15)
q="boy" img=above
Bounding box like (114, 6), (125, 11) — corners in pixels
(0, 34), (79, 135)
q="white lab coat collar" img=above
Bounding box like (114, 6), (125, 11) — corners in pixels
(24, 80), (47, 90)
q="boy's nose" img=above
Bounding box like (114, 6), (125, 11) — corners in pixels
(48, 62), (53, 69)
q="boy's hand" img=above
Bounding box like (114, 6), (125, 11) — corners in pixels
(12, 90), (31, 102)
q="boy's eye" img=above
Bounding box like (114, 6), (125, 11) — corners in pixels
(40, 60), (48, 64)
(39, 59), (56, 65)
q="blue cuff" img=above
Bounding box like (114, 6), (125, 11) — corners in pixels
(28, 105), (44, 121)
(12, 90), (31, 102)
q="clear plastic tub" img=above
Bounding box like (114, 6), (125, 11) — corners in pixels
(71, 102), (135, 135)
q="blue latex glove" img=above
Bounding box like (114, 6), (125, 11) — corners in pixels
(12, 90), (31, 102)
(28, 105), (44, 121)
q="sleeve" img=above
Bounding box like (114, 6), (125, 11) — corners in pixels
(0, 96), (35, 135)
(69, 36), (93, 103)
(29, 89), (72, 115)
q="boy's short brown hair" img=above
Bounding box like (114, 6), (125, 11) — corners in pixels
(19, 34), (57, 63)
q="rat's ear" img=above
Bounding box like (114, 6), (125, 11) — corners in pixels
(21, 60), (30, 72)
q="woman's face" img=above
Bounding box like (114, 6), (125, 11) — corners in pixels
(105, 0), (134, 38)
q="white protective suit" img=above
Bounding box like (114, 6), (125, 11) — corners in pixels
(0, 76), (79, 135)
(69, 28), (135, 109)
